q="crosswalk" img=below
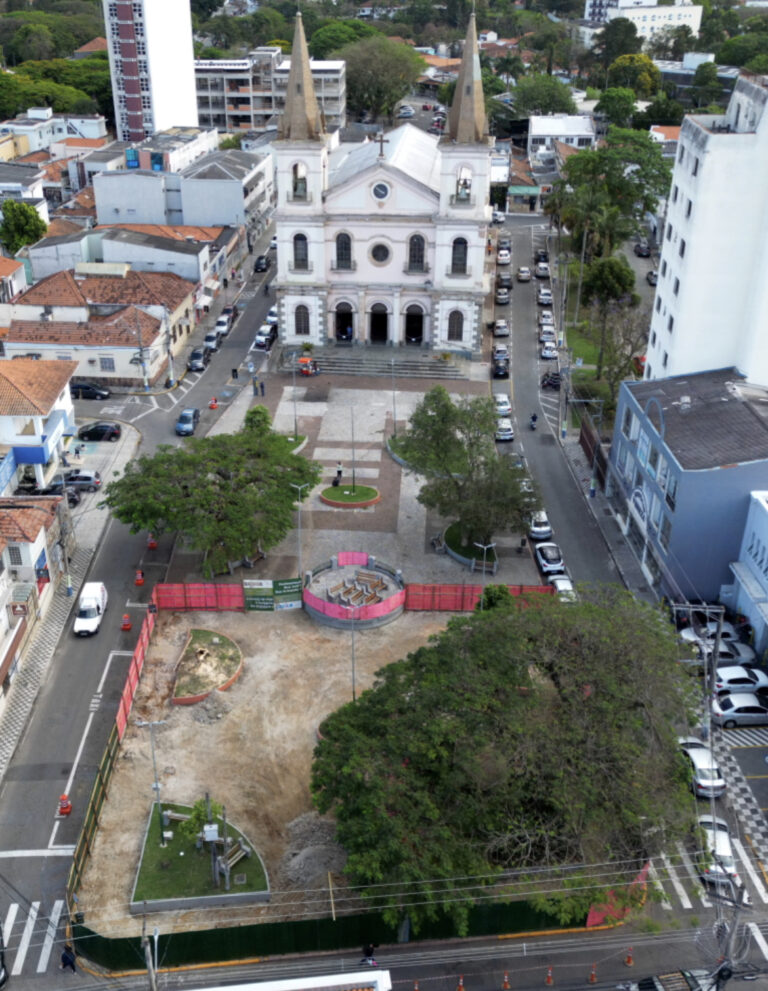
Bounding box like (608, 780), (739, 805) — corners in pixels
(719, 727), (768, 748)
(3, 898), (67, 976)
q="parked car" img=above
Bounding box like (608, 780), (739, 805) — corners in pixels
(175, 407), (200, 437)
(517, 266), (532, 282)
(496, 272), (513, 290)
(64, 469), (102, 491)
(492, 343), (510, 361)
(496, 248), (511, 266)
(679, 737), (726, 799)
(549, 575), (577, 601)
(535, 542), (564, 575)
(265, 305), (278, 325)
(711, 691), (768, 728)
(187, 347), (210, 372)
(254, 254), (271, 273)
(396, 105), (415, 118)
(647, 270), (658, 286)
(215, 315), (231, 336)
(269, 235), (277, 250)
(714, 665), (768, 693)
(427, 126), (443, 135)
(493, 319), (510, 338)
(492, 358), (510, 379)
(539, 328), (556, 344)
(494, 393), (512, 417)
(696, 815), (740, 889)
(77, 421), (121, 443)
(535, 262), (551, 279)
(495, 286), (510, 305)
(680, 621), (741, 645)
(497, 235), (512, 252)
(539, 310), (554, 326)
(222, 304), (238, 323)
(492, 209), (506, 224)
(537, 287), (553, 306)
(534, 247), (549, 263)
(541, 372), (561, 390)
(204, 330), (221, 352)
(495, 418), (514, 442)
(38, 481), (81, 507)
(634, 240), (651, 257)
(71, 382), (111, 400)
(253, 324), (278, 350)
(709, 641), (757, 664)
(541, 343), (558, 360)
(528, 510), (552, 541)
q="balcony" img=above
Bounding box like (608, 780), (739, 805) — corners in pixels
(403, 263), (430, 275)
(450, 193), (476, 208)
(444, 267), (471, 279)
(330, 260), (357, 272)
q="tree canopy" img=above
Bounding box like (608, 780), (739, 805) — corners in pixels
(395, 386), (537, 546)
(102, 407), (320, 576)
(593, 18), (642, 68)
(309, 20), (379, 58)
(607, 53), (662, 98)
(336, 35), (425, 117)
(595, 86), (636, 127)
(511, 73), (576, 116)
(0, 200), (46, 255)
(312, 587), (695, 933)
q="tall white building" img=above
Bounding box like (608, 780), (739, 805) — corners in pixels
(584, 0), (701, 37)
(645, 75), (768, 383)
(274, 13), (492, 353)
(102, 0), (198, 142)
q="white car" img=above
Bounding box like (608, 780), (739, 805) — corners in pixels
(541, 343), (558, 360)
(528, 510), (552, 541)
(535, 262), (551, 279)
(710, 641), (757, 664)
(535, 542), (564, 575)
(539, 328), (556, 344)
(711, 692), (768, 728)
(537, 287), (553, 306)
(678, 737), (726, 799)
(494, 394), (512, 417)
(550, 575), (577, 601)
(496, 248), (511, 265)
(266, 306), (278, 325)
(539, 310), (554, 326)
(269, 235), (277, 250)
(680, 621), (741, 644)
(714, 665), (768, 693)
(493, 319), (510, 338)
(397, 105), (415, 118)
(495, 418), (514, 442)
(492, 343), (510, 361)
(697, 815), (740, 889)
(517, 266), (532, 282)
(492, 209), (506, 224)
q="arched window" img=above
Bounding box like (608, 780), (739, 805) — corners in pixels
(457, 166), (472, 200)
(293, 233), (308, 271)
(295, 305), (309, 336)
(292, 162), (307, 200)
(451, 238), (468, 275)
(447, 310), (463, 341)
(335, 233), (352, 270)
(407, 234), (425, 272)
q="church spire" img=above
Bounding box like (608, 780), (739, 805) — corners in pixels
(278, 12), (324, 141)
(448, 13), (488, 144)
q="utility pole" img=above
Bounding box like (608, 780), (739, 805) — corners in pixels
(141, 912), (158, 991)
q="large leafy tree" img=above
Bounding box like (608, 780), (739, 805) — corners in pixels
(312, 588), (695, 933)
(595, 86), (636, 127)
(395, 386), (536, 546)
(584, 303), (650, 405)
(511, 73), (576, 116)
(581, 255), (637, 379)
(336, 35), (425, 117)
(102, 407), (321, 576)
(607, 53), (662, 97)
(310, 20), (378, 58)
(14, 55), (112, 120)
(593, 18), (642, 69)
(0, 200), (47, 255)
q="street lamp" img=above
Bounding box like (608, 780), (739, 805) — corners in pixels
(291, 354), (298, 440)
(136, 720), (167, 846)
(390, 359), (398, 438)
(350, 408), (356, 494)
(290, 481), (308, 581)
(473, 541), (496, 611)
(164, 305), (176, 388)
(349, 606), (357, 702)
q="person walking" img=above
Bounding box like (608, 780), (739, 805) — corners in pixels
(336, 461), (343, 481)
(360, 943), (378, 966)
(260, 380), (265, 397)
(60, 944), (76, 973)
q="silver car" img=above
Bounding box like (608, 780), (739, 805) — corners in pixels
(697, 815), (740, 889)
(678, 737), (726, 799)
(528, 510), (552, 541)
(711, 692), (768, 728)
(714, 665), (768, 693)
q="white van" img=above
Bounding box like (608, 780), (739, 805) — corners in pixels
(74, 582), (108, 636)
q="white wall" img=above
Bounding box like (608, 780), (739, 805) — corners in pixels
(144, 0), (198, 131)
(94, 171), (170, 225)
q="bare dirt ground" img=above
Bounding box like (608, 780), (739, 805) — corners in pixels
(77, 608), (449, 938)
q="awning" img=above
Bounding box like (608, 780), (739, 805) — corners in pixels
(508, 185), (541, 195)
(729, 560), (768, 602)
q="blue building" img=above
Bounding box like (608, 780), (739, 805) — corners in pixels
(606, 368), (768, 602)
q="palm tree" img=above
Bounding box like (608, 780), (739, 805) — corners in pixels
(494, 53), (525, 89)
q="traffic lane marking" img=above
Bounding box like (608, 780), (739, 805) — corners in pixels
(733, 837), (768, 903)
(749, 922), (768, 960)
(661, 852), (692, 909)
(675, 841), (712, 907)
(647, 862), (672, 910)
(11, 900), (38, 975)
(37, 898), (64, 972)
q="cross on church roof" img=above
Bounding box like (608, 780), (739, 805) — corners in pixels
(376, 131), (389, 158)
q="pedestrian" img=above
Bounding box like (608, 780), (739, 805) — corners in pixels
(74, 444), (83, 459)
(61, 452), (70, 467)
(260, 380), (265, 397)
(232, 367), (239, 380)
(252, 377), (259, 397)
(60, 944), (76, 973)
(336, 461), (343, 481)
(360, 943), (378, 966)
(264, 282), (270, 296)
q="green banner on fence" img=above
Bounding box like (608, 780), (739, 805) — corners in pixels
(243, 579), (275, 611)
(274, 578), (303, 610)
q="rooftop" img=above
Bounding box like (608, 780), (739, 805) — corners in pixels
(0, 359), (74, 415)
(329, 124), (441, 193)
(0, 497), (60, 541)
(627, 368), (768, 471)
(18, 269), (195, 310)
(529, 115), (595, 136)
(6, 306), (159, 347)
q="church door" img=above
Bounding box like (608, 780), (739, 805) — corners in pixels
(335, 303), (354, 343)
(369, 304), (388, 344)
(404, 304), (424, 345)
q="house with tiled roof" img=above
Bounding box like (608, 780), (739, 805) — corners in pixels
(0, 161), (49, 224)
(51, 185), (96, 228)
(0, 106), (107, 154)
(72, 37), (108, 59)
(1, 267), (197, 387)
(649, 124), (681, 159)
(0, 257), (27, 303)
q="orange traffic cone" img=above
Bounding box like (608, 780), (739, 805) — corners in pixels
(414, 983), (419, 991)
(457, 976), (465, 991)
(589, 964), (597, 984)
(135, 569), (144, 586)
(545, 968), (553, 986)
(58, 794), (72, 816)
(209, 396), (218, 409)
(121, 613), (132, 631)
(625, 947), (634, 968)
(503, 973), (511, 990)
(147, 534), (157, 550)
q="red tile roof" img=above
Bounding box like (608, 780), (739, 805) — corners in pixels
(14, 151), (50, 164)
(0, 497), (60, 540)
(45, 219), (83, 237)
(57, 137), (109, 149)
(650, 125), (681, 140)
(95, 223), (225, 241)
(18, 269), (195, 310)
(75, 37), (108, 54)
(0, 257), (23, 277)
(0, 359), (74, 415)
(7, 306), (159, 347)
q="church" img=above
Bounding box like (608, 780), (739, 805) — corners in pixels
(272, 13), (493, 355)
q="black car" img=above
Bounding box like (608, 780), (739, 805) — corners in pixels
(534, 247), (549, 264)
(187, 347), (210, 372)
(38, 481), (81, 507)
(634, 241), (651, 257)
(78, 421), (121, 442)
(646, 270), (658, 286)
(64, 469), (101, 491)
(497, 235), (512, 252)
(254, 255), (271, 273)
(496, 272), (513, 290)
(492, 358), (510, 379)
(71, 382), (111, 400)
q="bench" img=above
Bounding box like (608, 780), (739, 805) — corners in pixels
(470, 557), (498, 575)
(218, 839), (251, 874)
(364, 592), (381, 606)
(163, 810), (191, 823)
(348, 588), (365, 605)
(329, 581), (345, 596)
(356, 571), (380, 584)
(367, 579), (386, 593)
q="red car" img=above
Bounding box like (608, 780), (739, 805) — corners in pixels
(422, 103), (432, 110)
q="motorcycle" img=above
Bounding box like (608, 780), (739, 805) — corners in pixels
(529, 414), (538, 431)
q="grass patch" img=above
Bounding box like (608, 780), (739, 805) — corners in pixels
(175, 629), (241, 699)
(444, 522), (497, 561)
(286, 433), (306, 446)
(321, 484), (379, 503)
(565, 324), (599, 367)
(133, 803), (267, 902)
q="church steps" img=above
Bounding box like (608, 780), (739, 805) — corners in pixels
(279, 351), (465, 379)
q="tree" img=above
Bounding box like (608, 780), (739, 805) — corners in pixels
(581, 255), (637, 379)
(607, 53), (661, 97)
(102, 409), (321, 576)
(310, 20), (378, 58)
(716, 33), (768, 66)
(596, 126), (671, 221)
(745, 53), (768, 73)
(0, 200), (46, 255)
(632, 92), (684, 128)
(336, 36), (425, 117)
(689, 61), (724, 106)
(8, 23), (55, 62)
(512, 73), (576, 116)
(395, 386), (536, 546)
(595, 86), (636, 126)
(584, 303), (650, 404)
(593, 18), (641, 69)
(644, 24), (696, 60)
(493, 53), (525, 87)
(312, 588), (695, 933)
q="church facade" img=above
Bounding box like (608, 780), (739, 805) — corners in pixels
(272, 14), (493, 356)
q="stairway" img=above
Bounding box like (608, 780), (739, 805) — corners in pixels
(279, 347), (466, 380)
